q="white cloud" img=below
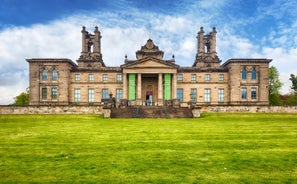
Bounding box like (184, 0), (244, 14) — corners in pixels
(0, 70), (28, 104)
(175, 37), (196, 64)
(0, 20), (83, 104)
(217, 28), (258, 61)
(0, 1), (297, 104)
(101, 27), (148, 65)
(153, 16), (191, 33)
(260, 47), (297, 94)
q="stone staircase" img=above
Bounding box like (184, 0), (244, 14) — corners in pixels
(110, 106), (193, 118)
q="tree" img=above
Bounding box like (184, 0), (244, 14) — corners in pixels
(13, 88), (29, 106)
(289, 74), (297, 94)
(268, 66), (282, 105)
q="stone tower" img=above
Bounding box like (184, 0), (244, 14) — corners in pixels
(77, 26), (105, 68)
(192, 27), (221, 68)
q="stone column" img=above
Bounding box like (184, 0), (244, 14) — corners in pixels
(93, 26), (101, 54)
(158, 73), (163, 106)
(81, 26), (87, 54)
(197, 26), (204, 54)
(172, 73), (177, 99)
(122, 73), (127, 99)
(210, 27), (217, 56)
(137, 73), (142, 105)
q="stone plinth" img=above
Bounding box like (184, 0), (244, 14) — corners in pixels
(103, 108), (111, 118)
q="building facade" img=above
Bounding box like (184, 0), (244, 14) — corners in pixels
(27, 26), (271, 106)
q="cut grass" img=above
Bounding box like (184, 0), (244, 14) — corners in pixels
(0, 113), (297, 183)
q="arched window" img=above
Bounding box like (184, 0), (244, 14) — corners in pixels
(42, 70), (47, 80)
(242, 68), (247, 80)
(252, 69), (257, 80)
(205, 42), (210, 53)
(52, 70), (58, 80)
(88, 40), (93, 52)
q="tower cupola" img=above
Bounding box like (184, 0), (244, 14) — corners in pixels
(193, 27), (221, 68)
(77, 26), (105, 68)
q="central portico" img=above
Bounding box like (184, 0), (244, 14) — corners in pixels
(121, 39), (179, 106)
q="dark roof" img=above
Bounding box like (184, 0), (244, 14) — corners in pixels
(26, 58), (77, 67)
(178, 66), (228, 72)
(72, 67), (121, 72)
(222, 58), (272, 67)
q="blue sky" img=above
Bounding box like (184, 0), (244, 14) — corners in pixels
(0, 0), (296, 104)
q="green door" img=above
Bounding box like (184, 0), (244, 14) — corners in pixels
(164, 74), (171, 100)
(128, 74), (136, 100)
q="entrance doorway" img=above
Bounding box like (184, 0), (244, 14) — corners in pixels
(142, 74), (158, 105)
(146, 91), (153, 106)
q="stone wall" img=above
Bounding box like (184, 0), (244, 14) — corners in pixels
(0, 105), (103, 114)
(0, 105), (296, 115)
(199, 105), (297, 113)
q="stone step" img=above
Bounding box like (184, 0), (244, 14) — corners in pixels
(110, 106), (193, 118)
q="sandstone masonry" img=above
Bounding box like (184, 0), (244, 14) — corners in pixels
(26, 26), (271, 107)
(1, 105), (297, 114)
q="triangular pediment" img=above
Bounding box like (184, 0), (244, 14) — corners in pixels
(121, 57), (179, 69)
(134, 59), (173, 68)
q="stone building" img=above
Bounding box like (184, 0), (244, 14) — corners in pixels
(27, 26), (271, 107)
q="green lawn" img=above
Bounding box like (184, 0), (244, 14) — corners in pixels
(0, 113), (296, 183)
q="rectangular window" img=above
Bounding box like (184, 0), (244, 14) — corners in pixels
(89, 74), (94, 81)
(251, 87), (257, 99)
(116, 74), (122, 81)
(241, 88), (247, 99)
(42, 88), (47, 99)
(88, 88), (94, 102)
(75, 74), (80, 81)
(177, 74), (183, 81)
(103, 74), (108, 82)
(219, 74), (224, 81)
(205, 74), (210, 81)
(191, 74), (196, 81)
(116, 88), (123, 102)
(102, 88), (109, 99)
(177, 88), (183, 102)
(204, 88), (211, 102)
(51, 87), (57, 99)
(218, 88), (224, 102)
(74, 88), (80, 102)
(190, 88), (197, 102)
